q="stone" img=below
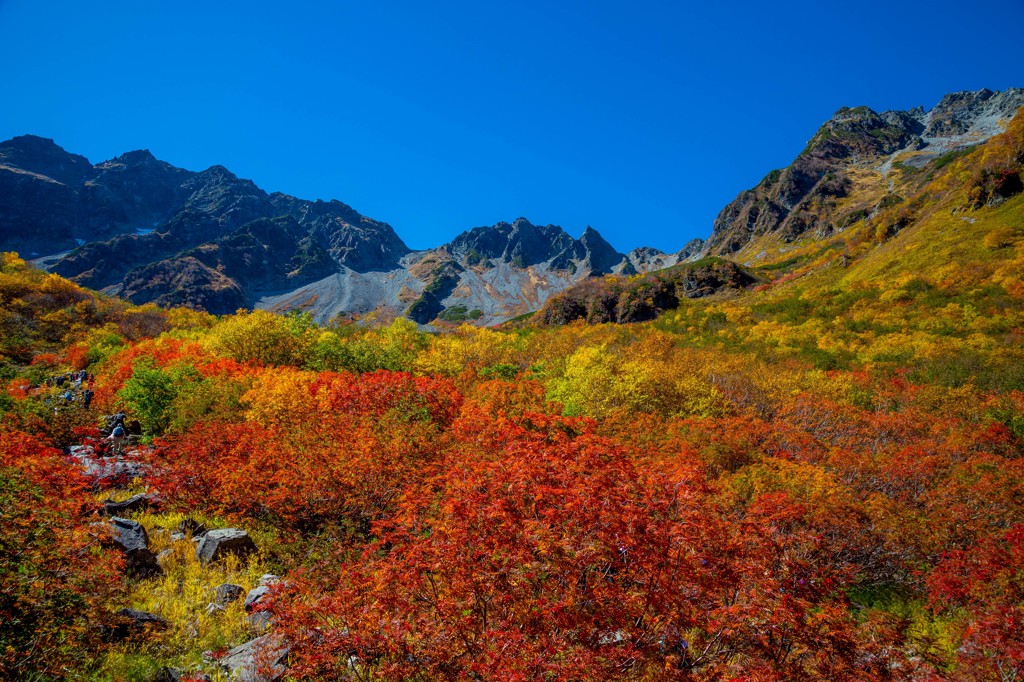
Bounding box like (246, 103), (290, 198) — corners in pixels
(196, 528), (258, 565)
(68, 444), (149, 488)
(244, 585), (270, 612)
(109, 517), (162, 577)
(109, 517), (148, 553)
(248, 611), (273, 632)
(220, 634), (289, 682)
(215, 583), (245, 606)
(102, 607), (168, 642)
(102, 493), (159, 516)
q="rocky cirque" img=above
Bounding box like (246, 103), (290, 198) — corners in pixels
(0, 137), (696, 325)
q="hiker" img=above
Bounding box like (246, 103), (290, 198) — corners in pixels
(106, 423), (127, 456)
(82, 389), (94, 409)
(108, 412), (127, 432)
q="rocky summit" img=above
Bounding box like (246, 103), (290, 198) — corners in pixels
(702, 88), (1024, 259)
(0, 136), (410, 313)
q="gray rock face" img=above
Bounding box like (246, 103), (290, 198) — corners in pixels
(625, 239), (706, 273)
(248, 611), (274, 632)
(220, 635), (289, 682)
(447, 217), (626, 273)
(0, 135), (410, 311)
(196, 529), (258, 565)
(402, 217), (641, 324)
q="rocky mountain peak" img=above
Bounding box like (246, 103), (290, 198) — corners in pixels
(923, 87), (1024, 138)
(577, 225), (625, 275)
(103, 149), (160, 167)
(808, 106), (919, 159)
(704, 87), (1024, 257)
(0, 134), (94, 185)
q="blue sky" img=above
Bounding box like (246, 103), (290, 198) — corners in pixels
(1, 1), (1021, 252)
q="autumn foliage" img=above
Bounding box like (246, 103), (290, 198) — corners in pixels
(0, 116), (1023, 679)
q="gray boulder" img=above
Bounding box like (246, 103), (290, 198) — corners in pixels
(220, 634), (289, 681)
(196, 528), (258, 565)
(215, 583), (245, 606)
(109, 517), (162, 577)
(244, 585), (270, 612)
(102, 493), (160, 516)
(248, 610), (273, 632)
(69, 444), (149, 487)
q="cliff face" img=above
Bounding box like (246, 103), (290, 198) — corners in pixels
(703, 88), (1024, 257)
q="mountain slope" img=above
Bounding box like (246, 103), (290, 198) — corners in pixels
(704, 88), (1024, 260)
(541, 95), (1024, 332)
(0, 136), (410, 310)
(0, 138), (676, 323)
(258, 217), (656, 325)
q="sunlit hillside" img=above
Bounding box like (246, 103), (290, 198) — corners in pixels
(2, 110), (1023, 682)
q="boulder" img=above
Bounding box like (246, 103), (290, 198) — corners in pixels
(248, 610), (273, 632)
(220, 634), (289, 682)
(68, 444), (149, 487)
(196, 528), (258, 565)
(102, 493), (160, 516)
(244, 585), (270, 612)
(102, 607), (168, 642)
(215, 583), (245, 606)
(109, 517), (162, 577)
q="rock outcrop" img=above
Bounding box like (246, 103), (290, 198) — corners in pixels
(220, 635), (289, 682)
(539, 258), (757, 325)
